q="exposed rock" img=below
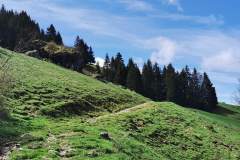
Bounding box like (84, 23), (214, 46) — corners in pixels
(15, 39), (47, 53)
(25, 50), (40, 58)
(100, 132), (111, 140)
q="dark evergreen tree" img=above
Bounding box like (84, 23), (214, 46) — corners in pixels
(96, 62), (101, 74)
(0, 5), (63, 50)
(87, 47), (95, 64)
(165, 64), (176, 102)
(188, 68), (201, 108)
(200, 73), (218, 111)
(161, 66), (167, 100)
(56, 32), (63, 45)
(74, 35), (95, 67)
(126, 58), (142, 93)
(109, 57), (116, 82)
(175, 67), (188, 106)
(142, 60), (154, 98)
(103, 54), (111, 81)
(113, 53), (126, 86)
(40, 29), (46, 41)
(152, 63), (162, 101)
(46, 24), (57, 42)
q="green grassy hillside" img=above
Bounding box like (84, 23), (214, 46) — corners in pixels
(0, 48), (147, 117)
(0, 48), (240, 160)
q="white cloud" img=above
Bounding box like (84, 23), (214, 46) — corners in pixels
(208, 71), (239, 85)
(165, 0), (183, 12)
(95, 57), (105, 67)
(1, 0), (137, 41)
(118, 0), (153, 11)
(144, 37), (177, 65)
(152, 13), (224, 26)
(1, 0), (238, 103)
(139, 30), (240, 89)
(202, 50), (240, 73)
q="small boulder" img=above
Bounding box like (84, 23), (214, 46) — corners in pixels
(15, 144), (21, 148)
(25, 50), (40, 58)
(100, 132), (110, 140)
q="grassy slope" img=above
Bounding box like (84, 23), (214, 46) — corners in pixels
(7, 102), (240, 160)
(2, 48), (147, 117)
(0, 48), (239, 159)
(0, 48), (147, 153)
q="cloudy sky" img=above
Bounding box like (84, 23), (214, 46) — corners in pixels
(1, 0), (240, 104)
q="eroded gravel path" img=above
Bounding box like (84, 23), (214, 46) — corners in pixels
(87, 102), (150, 123)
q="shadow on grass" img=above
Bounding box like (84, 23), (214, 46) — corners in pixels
(212, 105), (238, 116)
(0, 116), (31, 156)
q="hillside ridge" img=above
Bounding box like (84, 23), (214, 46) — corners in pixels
(0, 48), (239, 159)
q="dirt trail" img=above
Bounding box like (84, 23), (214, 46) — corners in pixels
(87, 102), (151, 123)
(0, 102), (151, 159)
(0, 143), (19, 160)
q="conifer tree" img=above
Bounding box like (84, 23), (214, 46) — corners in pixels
(113, 53), (126, 86)
(40, 29), (46, 41)
(56, 32), (63, 45)
(74, 35), (95, 66)
(165, 64), (176, 102)
(0, 5), (51, 50)
(109, 57), (116, 82)
(103, 54), (111, 81)
(87, 47), (95, 64)
(142, 60), (154, 98)
(175, 68), (188, 106)
(46, 24), (57, 42)
(96, 62), (101, 74)
(126, 58), (142, 93)
(200, 73), (218, 111)
(188, 68), (201, 108)
(161, 66), (167, 100)
(152, 63), (162, 101)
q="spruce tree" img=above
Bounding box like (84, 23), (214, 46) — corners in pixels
(200, 73), (218, 111)
(103, 54), (111, 81)
(113, 53), (126, 86)
(46, 24), (57, 42)
(188, 68), (201, 108)
(87, 47), (95, 64)
(165, 64), (176, 102)
(142, 60), (154, 98)
(74, 35), (95, 66)
(0, 5), (50, 50)
(152, 63), (162, 101)
(56, 32), (63, 45)
(161, 66), (167, 100)
(126, 58), (142, 93)
(96, 62), (101, 74)
(175, 68), (188, 106)
(40, 29), (46, 41)
(109, 57), (116, 82)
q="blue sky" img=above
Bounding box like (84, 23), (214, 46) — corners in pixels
(1, 0), (240, 104)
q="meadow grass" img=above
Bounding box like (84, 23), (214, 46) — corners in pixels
(0, 48), (239, 160)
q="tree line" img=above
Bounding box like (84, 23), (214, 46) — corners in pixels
(0, 5), (95, 71)
(45, 33), (95, 71)
(101, 53), (218, 111)
(0, 5), (218, 110)
(0, 5), (63, 51)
